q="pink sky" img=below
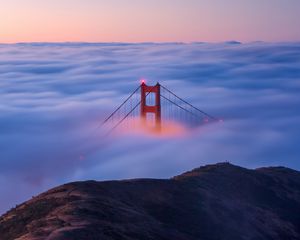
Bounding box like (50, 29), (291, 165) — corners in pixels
(0, 0), (299, 43)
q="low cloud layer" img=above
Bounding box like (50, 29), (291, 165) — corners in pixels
(0, 42), (300, 214)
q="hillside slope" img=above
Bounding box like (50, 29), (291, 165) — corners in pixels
(1, 162), (300, 240)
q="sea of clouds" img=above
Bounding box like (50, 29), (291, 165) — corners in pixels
(0, 42), (300, 213)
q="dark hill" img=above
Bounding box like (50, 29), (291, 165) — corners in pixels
(1, 162), (300, 240)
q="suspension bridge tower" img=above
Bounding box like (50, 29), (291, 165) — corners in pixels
(101, 80), (220, 135)
(140, 81), (161, 132)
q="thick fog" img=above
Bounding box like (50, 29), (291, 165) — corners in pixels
(1, 42), (300, 213)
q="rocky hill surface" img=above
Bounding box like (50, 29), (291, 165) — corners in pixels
(1, 162), (300, 240)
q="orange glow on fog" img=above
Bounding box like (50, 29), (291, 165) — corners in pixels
(109, 117), (188, 138)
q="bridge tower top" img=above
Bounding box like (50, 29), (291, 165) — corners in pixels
(140, 82), (161, 132)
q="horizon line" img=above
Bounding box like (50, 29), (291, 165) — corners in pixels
(1, 40), (300, 45)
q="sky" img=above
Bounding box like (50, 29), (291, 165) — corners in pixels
(0, 0), (300, 43)
(1, 42), (300, 214)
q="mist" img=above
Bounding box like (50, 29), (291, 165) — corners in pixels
(1, 42), (300, 214)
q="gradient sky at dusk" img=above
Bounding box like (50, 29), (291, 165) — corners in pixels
(1, 0), (300, 43)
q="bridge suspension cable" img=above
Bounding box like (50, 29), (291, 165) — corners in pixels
(101, 85), (141, 127)
(160, 84), (218, 121)
(160, 94), (200, 119)
(106, 100), (141, 135)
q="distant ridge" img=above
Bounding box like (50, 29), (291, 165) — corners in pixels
(224, 41), (242, 44)
(1, 162), (300, 240)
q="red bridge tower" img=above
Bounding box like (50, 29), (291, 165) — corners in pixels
(140, 82), (161, 132)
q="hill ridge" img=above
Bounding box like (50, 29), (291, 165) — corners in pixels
(1, 162), (300, 240)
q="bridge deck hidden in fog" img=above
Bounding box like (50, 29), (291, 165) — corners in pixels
(102, 81), (221, 135)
